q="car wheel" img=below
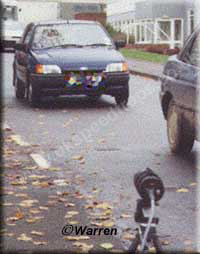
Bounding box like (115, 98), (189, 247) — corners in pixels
(14, 71), (25, 100)
(167, 100), (194, 154)
(115, 85), (129, 107)
(27, 83), (41, 107)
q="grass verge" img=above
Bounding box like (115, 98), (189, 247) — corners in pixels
(120, 48), (169, 64)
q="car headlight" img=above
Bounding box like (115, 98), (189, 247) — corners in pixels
(36, 64), (61, 74)
(105, 62), (129, 72)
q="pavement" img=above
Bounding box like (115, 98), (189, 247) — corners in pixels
(126, 57), (164, 80)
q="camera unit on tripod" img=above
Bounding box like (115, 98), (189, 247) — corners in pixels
(134, 167), (165, 202)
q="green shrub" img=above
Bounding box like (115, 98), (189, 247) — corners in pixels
(104, 23), (126, 42)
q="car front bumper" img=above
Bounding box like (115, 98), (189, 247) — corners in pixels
(30, 72), (129, 97)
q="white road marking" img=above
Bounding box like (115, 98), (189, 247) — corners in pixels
(30, 153), (50, 169)
(5, 129), (50, 169)
(10, 135), (30, 146)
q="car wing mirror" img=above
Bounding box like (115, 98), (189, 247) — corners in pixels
(15, 43), (28, 52)
(114, 40), (126, 49)
(176, 53), (182, 60)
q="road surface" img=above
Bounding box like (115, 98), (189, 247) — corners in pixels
(2, 52), (199, 252)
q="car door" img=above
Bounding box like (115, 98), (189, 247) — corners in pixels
(188, 33), (200, 137)
(179, 31), (200, 139)
(15, 24), (34, 85)
(175, 30), (200, 111)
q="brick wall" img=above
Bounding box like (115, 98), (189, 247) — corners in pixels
(75, 12), (106, 25)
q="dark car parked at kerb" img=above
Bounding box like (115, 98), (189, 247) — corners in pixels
(160, 26), (200, 154)
(13, 20), (129, 106)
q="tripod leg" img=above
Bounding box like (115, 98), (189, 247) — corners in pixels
(152, 234), (163, 253)
(128, 232), (140, 253)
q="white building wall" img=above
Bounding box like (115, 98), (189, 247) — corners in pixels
(17, 1), (60, 24)
(107, 0), (197, 47)
(107, 0), (138, 37)
(107, 0), (136, 16)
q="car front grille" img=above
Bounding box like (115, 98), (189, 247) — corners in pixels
(63, 70), (106, 89)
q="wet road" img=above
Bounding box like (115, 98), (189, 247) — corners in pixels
(3, 52), (199, 252)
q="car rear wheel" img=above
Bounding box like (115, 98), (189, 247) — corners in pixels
(27, 83), (41, 107)
(14, 71), (25, 100)
(167, 100), (194, 154)
(115, 85), (129, 107)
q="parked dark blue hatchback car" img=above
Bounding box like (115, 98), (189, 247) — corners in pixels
(13, 20), (129, 106)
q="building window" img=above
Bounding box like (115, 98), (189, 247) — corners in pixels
(141, 23), (145, 41)
(135, 20), (153, 43)
(2, 5), (18, 21)
(74, 4), (83, 12)
(156, 18), (183, 48)
(74, 4), (98, 13)
(188, 9), (194, 35)
(88, 5), (98, 12)
(175, 20), (182, 41)
(158, 21), (171, 41)
(134, 18), (183, 48)
(146, 22), (153, 42)
(136, 24), (140, 42)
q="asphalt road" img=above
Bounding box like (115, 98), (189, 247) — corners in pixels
(2, 52), (199, 252)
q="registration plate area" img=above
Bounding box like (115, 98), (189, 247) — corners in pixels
(64, 71), (106, 90)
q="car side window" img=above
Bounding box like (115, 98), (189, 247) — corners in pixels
(182, 33), (200, 67)
(189, 33), (200, 67)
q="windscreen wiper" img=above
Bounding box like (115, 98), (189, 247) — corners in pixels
(42, 44), (83, 49)
(59, 44), (83, 48)
(83, 43), (113, 47)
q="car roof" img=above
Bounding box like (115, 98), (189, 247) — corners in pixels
(31, 19), (100, 27)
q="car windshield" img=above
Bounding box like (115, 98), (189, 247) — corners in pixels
(32, 23), (113, 49)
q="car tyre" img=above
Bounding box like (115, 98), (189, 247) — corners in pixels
(14, 71), (25, 100)
(115, 85), (129, 107)
(167, 100), (194, 154)
(27, 83), (41, 107)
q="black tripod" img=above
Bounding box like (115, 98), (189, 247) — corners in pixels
(128, 168), (164, 253)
